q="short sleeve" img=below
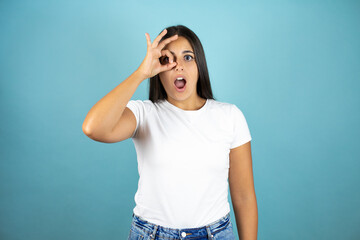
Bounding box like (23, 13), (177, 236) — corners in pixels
(230, 104), (252, 149)
(126, 100), (150, 138)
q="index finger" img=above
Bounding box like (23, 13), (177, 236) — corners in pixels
(152, 29), (168, 48)
(157, 34), (178, 50)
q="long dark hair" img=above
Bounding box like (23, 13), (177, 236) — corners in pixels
(148, 25), (216, 102)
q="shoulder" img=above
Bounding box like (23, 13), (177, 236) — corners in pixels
(127, 99), (154, 105)
(127, 99), (155, 111)
(208, 99), (237, 113)
(208, 99), (249, 124)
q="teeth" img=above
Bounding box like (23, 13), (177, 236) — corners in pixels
(176, 77), (184, 80)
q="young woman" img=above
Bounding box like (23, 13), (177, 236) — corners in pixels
(82, 25), (258, 240)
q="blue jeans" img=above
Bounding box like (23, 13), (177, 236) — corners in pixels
(127, 212), (236, 240)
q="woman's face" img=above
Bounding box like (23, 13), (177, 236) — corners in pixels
(159, 36), (199, 102)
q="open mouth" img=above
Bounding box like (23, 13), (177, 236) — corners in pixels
(174, 77), (186, 90)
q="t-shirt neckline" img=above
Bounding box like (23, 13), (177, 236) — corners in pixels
(164, 98), (209, 113)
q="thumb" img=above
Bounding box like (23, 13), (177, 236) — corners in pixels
(159, 62), (176, 73)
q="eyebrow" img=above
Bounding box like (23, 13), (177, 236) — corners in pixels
(170, 50), (194, 55)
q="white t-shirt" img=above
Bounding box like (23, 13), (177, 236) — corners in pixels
(126, 98), (252, 228)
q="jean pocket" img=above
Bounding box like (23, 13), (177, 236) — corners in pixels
(127, 228), (144, 240)
(213, 221), (236, 240)
(211, 217), (231, 233)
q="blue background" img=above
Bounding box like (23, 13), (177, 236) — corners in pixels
(1, 0), (359, 239)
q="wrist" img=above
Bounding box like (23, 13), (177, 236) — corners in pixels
(133, 69), (148, 82)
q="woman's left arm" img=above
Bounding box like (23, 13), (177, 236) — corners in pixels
(229, 141), (258, 240)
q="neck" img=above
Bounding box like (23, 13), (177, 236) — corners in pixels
(166, 96), (207, 111)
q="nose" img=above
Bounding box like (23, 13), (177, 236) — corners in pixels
(174, 59), (184, 71)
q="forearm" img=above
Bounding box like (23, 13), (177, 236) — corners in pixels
(82, 69), (145, 137)
(232, 196), (258, 240)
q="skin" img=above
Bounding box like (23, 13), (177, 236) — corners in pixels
(158, 36), (207, 111)
(229, 141), (258, 239)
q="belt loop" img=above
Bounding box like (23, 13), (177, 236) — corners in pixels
(206, 225), (214, 239)
(150, 224), (159, 240)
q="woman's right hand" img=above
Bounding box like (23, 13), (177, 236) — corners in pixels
(137, 29), (178, 80)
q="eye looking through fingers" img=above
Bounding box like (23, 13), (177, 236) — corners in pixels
(159, 50), (175, 65)
(159, 56), (169, 65)
(159, 55), (176, 65)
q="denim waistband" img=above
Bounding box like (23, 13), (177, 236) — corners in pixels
(131, 212), (231, 239)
